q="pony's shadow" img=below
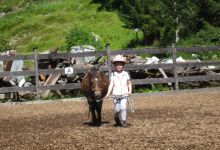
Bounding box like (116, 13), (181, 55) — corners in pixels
(82, 121), (110, 127)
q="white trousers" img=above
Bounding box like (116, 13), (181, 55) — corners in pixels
(114, 97), (127, 121)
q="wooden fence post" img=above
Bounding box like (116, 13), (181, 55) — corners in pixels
(33, 47), (40, 100)
(172, 43), (179, 90)
(106, 43), (112, 79)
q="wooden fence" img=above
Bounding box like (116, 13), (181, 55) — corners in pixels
(0, 44), (220, 99)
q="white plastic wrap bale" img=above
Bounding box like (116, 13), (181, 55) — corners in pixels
(130, 56), (146, 64)
(162, 56), (186, 64)
(70, 45), (96, 64)
(145, 56), (160, 64)
(163, 59), (173, 64)
(176, 56), (186, 62)
(192, 54), (199, 59)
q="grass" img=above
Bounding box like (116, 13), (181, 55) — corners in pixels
(0, 0), (138, 53)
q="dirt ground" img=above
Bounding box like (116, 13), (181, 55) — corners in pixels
(0, 88), (220, 150)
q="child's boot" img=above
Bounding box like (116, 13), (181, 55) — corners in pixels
(122, 120), (126, 127)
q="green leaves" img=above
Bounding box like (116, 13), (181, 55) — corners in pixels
(98, 0), (219, 46)
(66, 27), (101, 50)
(0, 34), (11, 52)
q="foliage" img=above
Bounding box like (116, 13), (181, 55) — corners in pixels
(179, 24), (220, 46)
(0, 0), (137, 52)
(198, 0), (220, 27)
(119, 0), (161, 45)
(0, 0), (219, 52)
(95, 0), (220, 47)
(0, 34), (11, 52)
(160, 0), (201, 44)
(66, 27), (100, 50)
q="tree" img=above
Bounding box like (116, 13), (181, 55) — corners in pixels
(115, 0), (201, 45)
(198, 0), (220, 27)
(119, 0), (162, 45)
(160, 0), (200, 44)
(96, 0), (219, 46)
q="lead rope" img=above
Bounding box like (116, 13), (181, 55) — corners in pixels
(127, 96), (135, 113)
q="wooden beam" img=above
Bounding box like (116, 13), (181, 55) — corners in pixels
(0, 46), (219, 61)
(178, 74), (220, 82)
(176, 46), (220, 53)
(0, 83), (81, 93)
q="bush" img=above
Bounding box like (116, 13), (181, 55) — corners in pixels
(66, 27), (101, 50)
(0, 35), (11, 52)
(179, 24), (220, 46)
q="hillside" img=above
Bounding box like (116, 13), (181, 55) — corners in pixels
(0, 0), (138, 53)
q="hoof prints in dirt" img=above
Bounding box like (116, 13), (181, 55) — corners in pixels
(0, 91), (220, 149)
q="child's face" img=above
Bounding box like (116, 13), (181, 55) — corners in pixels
(114, 62), (124, 72)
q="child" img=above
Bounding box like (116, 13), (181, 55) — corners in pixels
(104, 54), (132, 127)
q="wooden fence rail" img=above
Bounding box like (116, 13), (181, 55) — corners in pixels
(0, 45), (220, 98)
(0, 46), (219, 61)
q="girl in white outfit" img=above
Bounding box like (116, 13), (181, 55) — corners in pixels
(104, 55), (132, 127)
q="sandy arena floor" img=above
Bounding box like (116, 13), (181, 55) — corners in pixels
(0, 88), (220, 149)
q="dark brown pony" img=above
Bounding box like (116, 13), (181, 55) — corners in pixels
(81, 67), (109, 126)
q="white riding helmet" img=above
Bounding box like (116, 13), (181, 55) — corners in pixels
(112, 55), (126, 63)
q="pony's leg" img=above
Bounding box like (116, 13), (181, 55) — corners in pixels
(90, 105), (97, 125)
(88, 98), (97, 126)
(96, 102), (103, 125)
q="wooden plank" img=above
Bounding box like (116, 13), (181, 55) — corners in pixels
(0, 61), (3, 72)
(125, 63), (173, 70)
(39, 83), (81, 91)
(159, 68), (172, 86)
(172, 44), (179, 90)
(132, 74), (220, 85)
(34, 48), (40, 100)
(106, 44), (112, 79)
(0, 70), (35, 77)
(38, 51), (106, 60)
(177, 61), (220, 67)
(1, 74), (220, 93)
(176, 46), (220, 53)
(0, 46), (219, 61)
(41, 74), (61, 97)
(131, 78), (175, 85)
(0, 60), (219, 77)
(0, 55), (34, 61)
(178, 74), (220, 82)
(0, 83), (81, 93)
(0, 51), (106, 61)
(111, 48), (171, 55)
(0, 86), (36, 93)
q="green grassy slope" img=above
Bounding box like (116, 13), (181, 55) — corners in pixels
(0, 0), (138, 53)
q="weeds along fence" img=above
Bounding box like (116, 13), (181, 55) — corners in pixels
(0, 44), (220, 99)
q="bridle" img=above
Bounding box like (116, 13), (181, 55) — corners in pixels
(91, 76), (102, 102)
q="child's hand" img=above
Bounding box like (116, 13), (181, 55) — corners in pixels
(128, 92), (132, 96)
